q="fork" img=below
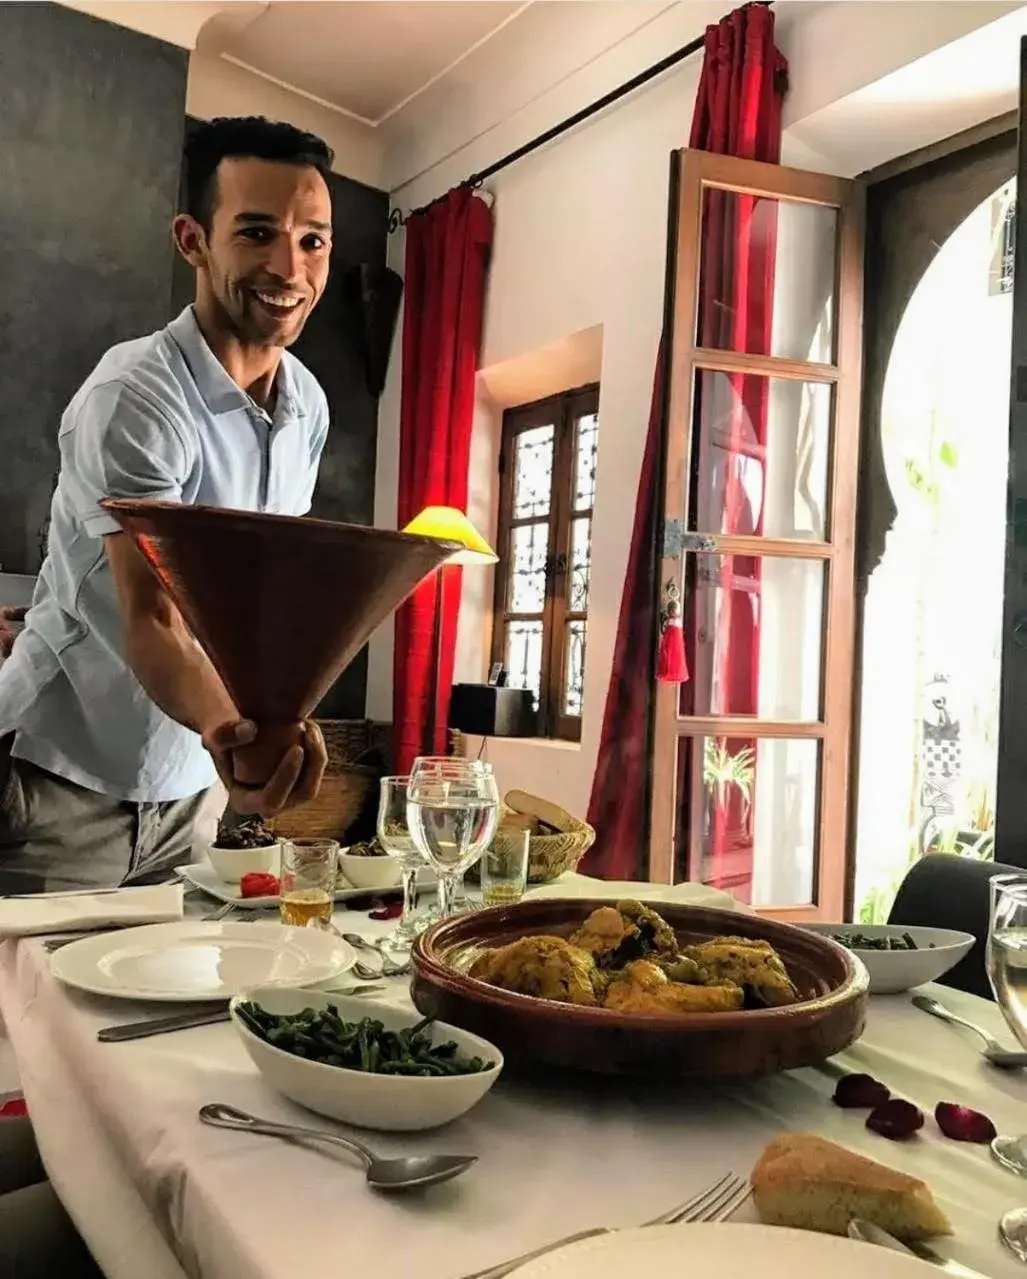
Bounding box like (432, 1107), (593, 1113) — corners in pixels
(457, 1171), (750, 1279)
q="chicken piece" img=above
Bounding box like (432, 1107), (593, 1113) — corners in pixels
(684, 937), (800, 1007)
(469, 935), (599, 1006)
(603, 959), (744, 1015)
(616, 900), (679, 957)
(569, 907), (628, 960)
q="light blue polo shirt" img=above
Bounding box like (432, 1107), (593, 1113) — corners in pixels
(0, 306), (329, 802)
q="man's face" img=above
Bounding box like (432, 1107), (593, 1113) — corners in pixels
(179, 157), (332, 348)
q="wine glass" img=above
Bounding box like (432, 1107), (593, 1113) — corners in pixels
(376, 776), (433, 955)
(988, 874), (1027, 1046)
(406, 758), (499, 921)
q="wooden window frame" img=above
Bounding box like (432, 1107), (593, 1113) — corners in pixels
(491, 383), (600, 741)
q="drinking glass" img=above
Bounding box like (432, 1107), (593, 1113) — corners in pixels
(406, 758), (499, 920)
(376, 776), (434, 955)
(481, 828), (530, 907)
(988, 874), (1027, 1046)
(279, 838), (339, 927)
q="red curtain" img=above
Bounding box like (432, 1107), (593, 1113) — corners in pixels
(582, 3), (786, 883)
(393, 189), (494, 776)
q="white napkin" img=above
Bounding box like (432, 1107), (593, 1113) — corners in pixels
(528, 872), (753, 913)
(0, 883), (185, 938)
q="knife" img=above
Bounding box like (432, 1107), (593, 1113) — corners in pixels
(848, 1218), (989, 1278)
(97, 984), (386, 1042)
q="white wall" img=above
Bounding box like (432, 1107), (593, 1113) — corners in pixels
(185, 50), (383, 188)
(367, 0), (1027, 826)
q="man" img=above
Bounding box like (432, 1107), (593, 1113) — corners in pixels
(0, 116), (336, 894)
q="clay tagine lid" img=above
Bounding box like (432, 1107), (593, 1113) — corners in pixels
(100, 499), (460, 725)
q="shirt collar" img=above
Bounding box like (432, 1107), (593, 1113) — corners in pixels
(166, 306), (302, 419)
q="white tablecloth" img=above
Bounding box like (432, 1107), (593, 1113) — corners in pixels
(1, 891), (1025, 1279)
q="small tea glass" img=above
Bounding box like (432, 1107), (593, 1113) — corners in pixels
(279, 838), (338, 928)
(481, 829), (530, 907)
(376, 776), (435, 955)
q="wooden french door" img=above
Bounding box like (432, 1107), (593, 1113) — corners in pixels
(649, 150), (865, 921)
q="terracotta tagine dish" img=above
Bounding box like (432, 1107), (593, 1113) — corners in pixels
(411, 899), (869, 1080)
(100, 499), (459, 783)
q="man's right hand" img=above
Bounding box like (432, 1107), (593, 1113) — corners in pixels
(202, 719), (327, 817)
(0, 607), (27, 658)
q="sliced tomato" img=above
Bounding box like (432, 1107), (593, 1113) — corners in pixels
(239, 872), (280, 899)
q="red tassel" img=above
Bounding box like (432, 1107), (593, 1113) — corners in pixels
(656, 580), (689, 684)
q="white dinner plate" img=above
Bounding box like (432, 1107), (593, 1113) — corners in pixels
(48, 920), (356, 1002)
(508, 1224), (936, 1279)
(175, 862), (435, 909)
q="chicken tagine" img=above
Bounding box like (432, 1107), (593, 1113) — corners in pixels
(467, 900), (801, 1016)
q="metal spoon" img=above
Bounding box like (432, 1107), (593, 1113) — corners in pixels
(1000, 1207), (1027, 1263)
(911, 994), (1027, 1069)
(198, 1103), (475, 1191)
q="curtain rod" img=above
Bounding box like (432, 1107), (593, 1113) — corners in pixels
(387, 25), (714, 233)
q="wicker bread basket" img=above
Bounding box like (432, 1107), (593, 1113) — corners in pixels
(267, 720), (380, 842)
(500, 789), (595, 884)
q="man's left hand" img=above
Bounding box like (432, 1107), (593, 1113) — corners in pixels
(202, 719), (327, 817)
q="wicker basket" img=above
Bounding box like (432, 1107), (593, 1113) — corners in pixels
(499, 791), (596, 884)
(268, 719), (380, 843)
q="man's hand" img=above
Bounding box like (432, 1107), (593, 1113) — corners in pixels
(0, 606), (27, 658)
(202, 719), (327, 817)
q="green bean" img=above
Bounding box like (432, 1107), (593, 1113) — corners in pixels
(236, 1001), (493, 1076)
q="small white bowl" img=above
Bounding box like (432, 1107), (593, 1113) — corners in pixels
(230, 986), (503, 1132)
(338, 850), (403, 892)
(802, 923), (975, 994)
(206, 840), (280, 885)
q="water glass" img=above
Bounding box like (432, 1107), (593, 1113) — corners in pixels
(279, 838), (338, 927)
(481, 829), (530, 907)
(407, 757), (499, 920)
(376, 776), (433, 954)
(988, 874), (1027, 1047)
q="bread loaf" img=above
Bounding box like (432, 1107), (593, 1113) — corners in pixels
(751, 1132), (952, 1241)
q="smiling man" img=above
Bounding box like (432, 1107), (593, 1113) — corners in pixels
(0, 117), (335, 894)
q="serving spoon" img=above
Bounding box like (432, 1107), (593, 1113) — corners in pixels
(911, 995), (1027, 1069)
(199, 1103), (476, 1191)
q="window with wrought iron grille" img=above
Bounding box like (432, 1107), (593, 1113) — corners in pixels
(490, 384), (599, 741)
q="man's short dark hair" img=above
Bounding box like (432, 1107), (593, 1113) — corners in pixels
(184, 116), (334, 230)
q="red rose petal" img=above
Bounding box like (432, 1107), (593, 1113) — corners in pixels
(833, 1073), (891, 1109)
(934, 1102), (997, 1144)
(867, 1098), (925, 1140)
(369, 900), (403, 921)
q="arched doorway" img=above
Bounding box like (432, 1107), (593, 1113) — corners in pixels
(853, 129), (1016, 921)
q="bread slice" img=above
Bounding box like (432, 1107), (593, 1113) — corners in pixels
(751, 1132), (952, 1241)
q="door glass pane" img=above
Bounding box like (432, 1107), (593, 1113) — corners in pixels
(504, 621), (543, 709)
(563, 619), (587, 716)
(697, 188), (838, 364)
(513, 425), (554, 518)
(679, 553), (824, 721)
(687, 370), (832, 540)
(674, 735), (820, 907)
(507, 523), (548, 612)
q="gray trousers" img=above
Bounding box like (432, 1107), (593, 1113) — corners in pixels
(0, 1115), (103, 1276)
(0, 735), (207, 894)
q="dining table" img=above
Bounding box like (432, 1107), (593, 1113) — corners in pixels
(0, 883), (1025, 1279)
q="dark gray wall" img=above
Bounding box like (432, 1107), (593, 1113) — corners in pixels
(0, 2), (187, 574)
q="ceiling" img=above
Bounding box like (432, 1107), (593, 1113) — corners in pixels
(198, 1), (532, 127)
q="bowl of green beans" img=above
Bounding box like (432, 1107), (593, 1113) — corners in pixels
(229, 987), (503, 1131)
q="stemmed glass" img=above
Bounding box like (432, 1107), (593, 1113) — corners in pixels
(375, 776), (434, 956)
(406, 757), (499, 921)
(988, 874), (1027, 1045)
